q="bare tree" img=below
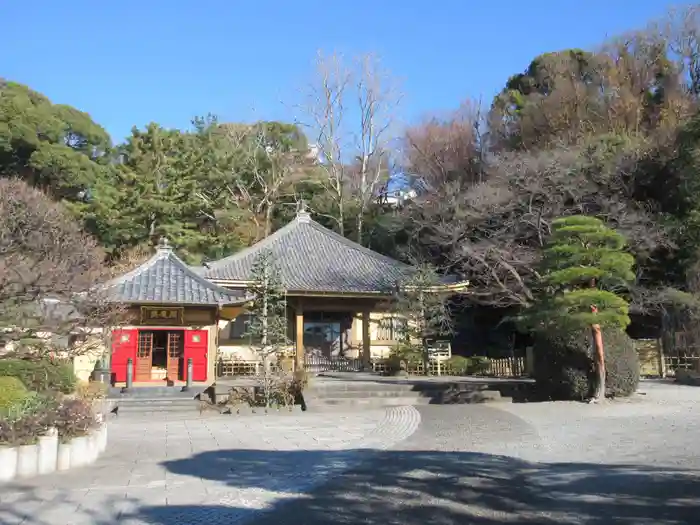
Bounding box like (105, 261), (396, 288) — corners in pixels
(403, 99), (486, 192)
(664, 4), (700, 98)
(402, 139), (666, 308)
(195, 120), (305, 242)
(299, 51), (401, 241)
(0, 178), (122, 357)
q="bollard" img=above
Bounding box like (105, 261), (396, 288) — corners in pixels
(182, 358), (193, 392)
(123, 358), (133, 392)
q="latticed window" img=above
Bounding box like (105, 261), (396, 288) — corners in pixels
(376, 316), (406, 341)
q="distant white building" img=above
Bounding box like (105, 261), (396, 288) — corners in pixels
(382, 188), (416, 206)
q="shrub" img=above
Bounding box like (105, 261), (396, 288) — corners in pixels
(386, 344), (423, 375)
(534, 329), (640, 400)
(446, 356), (470, 375)
(0, 393), (58, 445)
(533, 331), (593, 401)
(0, 376), (28, 414)
(469, 356), (492, 375)
(0, 358), (77, 393)
(75, 381), (108, 403)
(604, 330), (640, 397)
(52, 398), (97, 442)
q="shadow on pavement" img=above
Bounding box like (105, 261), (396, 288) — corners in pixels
(3, 448), (699, 524)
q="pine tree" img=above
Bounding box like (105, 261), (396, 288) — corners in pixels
(245, 250), (290, 407)
(530, 215), (635, 401)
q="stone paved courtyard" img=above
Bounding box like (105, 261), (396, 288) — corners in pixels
(0, 407), (421, 525)
(2, 381), (700, 524)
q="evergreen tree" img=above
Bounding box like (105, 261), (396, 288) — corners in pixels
(245, 250), (290, 407)
(529, 215), (635, 401)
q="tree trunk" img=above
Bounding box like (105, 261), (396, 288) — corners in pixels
(338, 198), (345, 237)
(264, 204), (273, 239)
(357, 212), (364, 245)
(591, 306), (606, 402)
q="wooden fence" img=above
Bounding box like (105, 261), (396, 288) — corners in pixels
(663, 356), (700, 378)
(216, 355), (528, 378)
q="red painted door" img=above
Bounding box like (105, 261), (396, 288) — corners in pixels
(183, 330), (208, 381)
(111, 329), (137, 383)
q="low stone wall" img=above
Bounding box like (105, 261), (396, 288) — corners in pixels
(0, 424), (108, 483)
(675, 369), (700, 386)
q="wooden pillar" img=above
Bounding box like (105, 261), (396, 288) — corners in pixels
(361, 309), (371, 371)
(295, 302), (304, 371)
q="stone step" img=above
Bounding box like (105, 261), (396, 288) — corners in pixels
(309, 381), (493, 393)
(305, 388), (509, 406)
(306, 389), (427, 398)
(108, 386), (209, 399)
(110, 398), (202, 414)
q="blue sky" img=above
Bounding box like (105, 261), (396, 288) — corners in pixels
(1, 0), (677, 143)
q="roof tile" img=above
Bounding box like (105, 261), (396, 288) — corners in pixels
(105, 239), (248, 305)
(203, 211), (414, 293)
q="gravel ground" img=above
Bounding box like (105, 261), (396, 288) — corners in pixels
(239, 380), (700, 525)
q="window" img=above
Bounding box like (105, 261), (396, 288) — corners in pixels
(229, 314), (254, 340)
(376, 316), (406, 341)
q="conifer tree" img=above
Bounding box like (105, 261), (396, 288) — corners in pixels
(245, 249), (290, 407)
(530, 215), (635, 401)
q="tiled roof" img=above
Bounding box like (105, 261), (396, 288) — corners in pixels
(105, 239), (248, 305)
(202, 210), (415, 294)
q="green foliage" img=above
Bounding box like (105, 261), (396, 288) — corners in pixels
(526, 215), (635, 333)
(604, 330), (641, 397)
(445, 355), (470, 375)
(0, 80), (112, 201)
(246, 250), (289, 350)
(0, 376), (28, 413)
(468, 356), (492, 375)
(0, 359), (77, 394)
(393, 264), (453, 340)
(533, 331), (593, 401)
(444, 355), (491, 375)
(533, 329), (640, 400)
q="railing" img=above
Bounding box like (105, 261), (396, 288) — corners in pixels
(304, 355), (364, 374)
(216, 355), (527, 378)
(483, 356), (526, 378)
(663, 355), (700, 378)
(216, 359), (282, 377)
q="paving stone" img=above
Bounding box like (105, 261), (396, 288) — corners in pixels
(0, 406), (421, 525)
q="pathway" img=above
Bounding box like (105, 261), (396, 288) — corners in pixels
(0, 407), (421, 525)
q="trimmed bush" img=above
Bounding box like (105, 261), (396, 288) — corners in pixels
(534, 331), (593, 401)
(469, 356), (492, 375)
(0, 358), (76, 394)
(446, 356), (470, 375)
(386, 344), (423, 375)
(0, 377), (28, 414)
(604, 330), (640, 397)
(534, 329), (640, 400)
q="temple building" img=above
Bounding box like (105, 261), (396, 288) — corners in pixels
(89, 208), (466, 387)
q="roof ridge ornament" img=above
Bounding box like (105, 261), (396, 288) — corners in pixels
(296, 199), (311, 223)
(157, 236), (173, 252)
